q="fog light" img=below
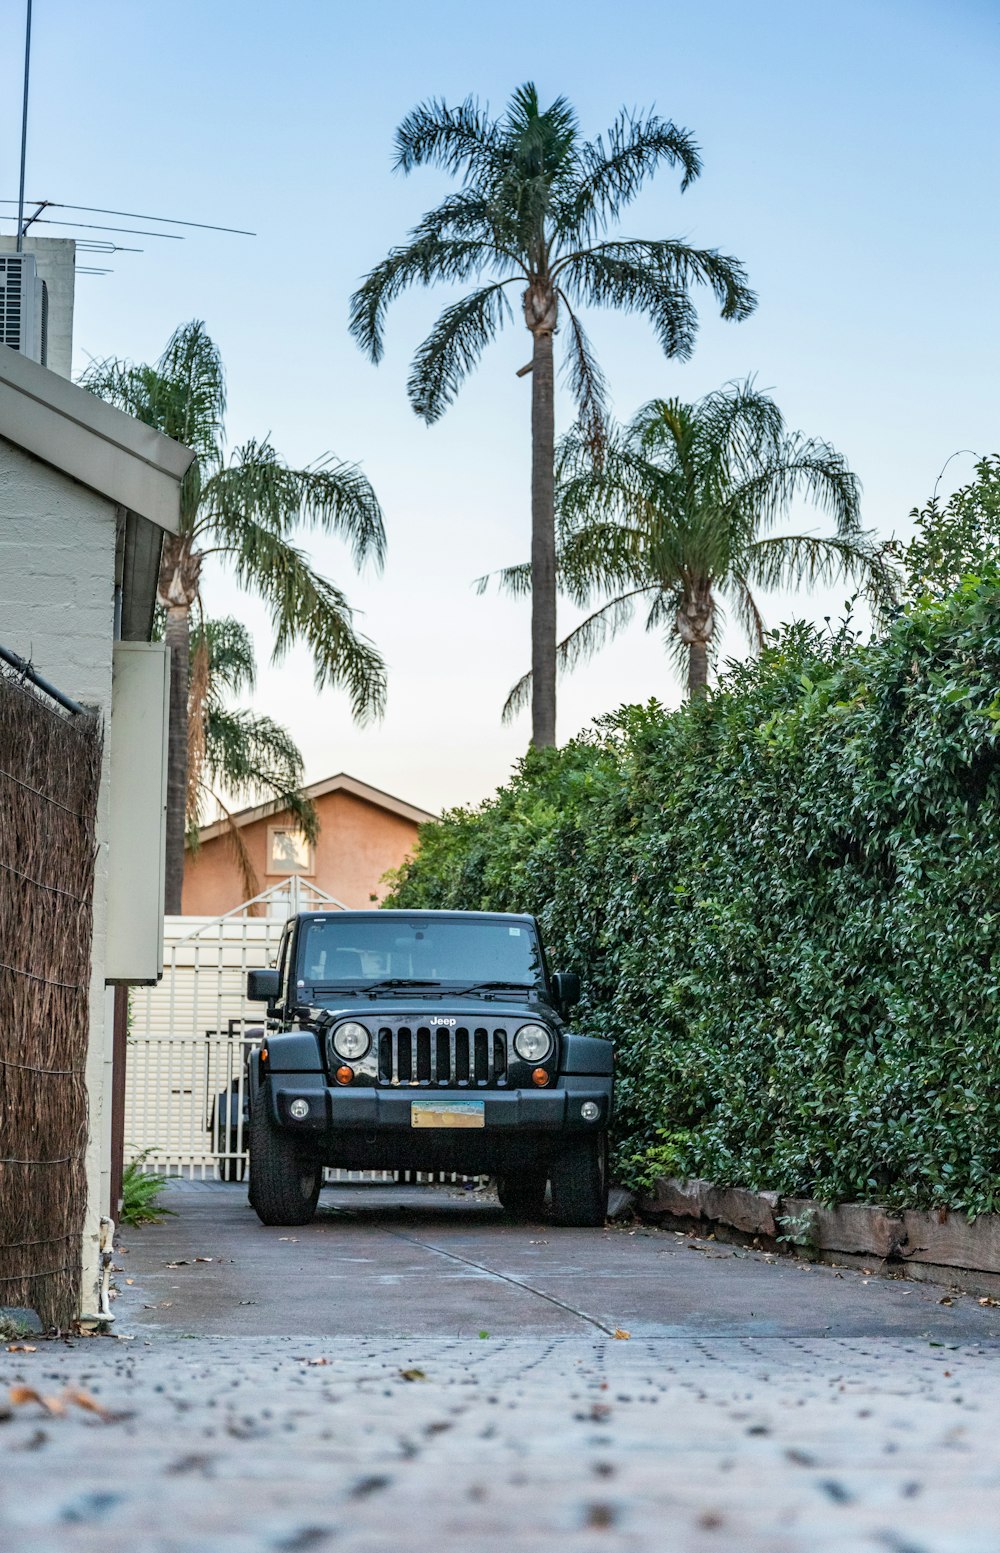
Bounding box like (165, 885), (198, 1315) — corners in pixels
(532, 1068), (549, 1087)
(580, 1101), (600, 1122)
(289, 1098), (310, 1120)
(335, 1066), (353, 1085)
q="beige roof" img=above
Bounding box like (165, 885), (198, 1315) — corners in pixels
(0, 343), (193, 532)
(197, 772), (437, 843)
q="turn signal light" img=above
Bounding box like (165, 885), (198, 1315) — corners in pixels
(335, 1066), (353, 1085)
(532, 1068), (550, 1087)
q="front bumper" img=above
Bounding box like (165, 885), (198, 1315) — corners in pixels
(267, 1078), (612, 1136)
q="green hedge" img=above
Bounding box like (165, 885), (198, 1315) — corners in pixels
(387, 578), (1000, 1215)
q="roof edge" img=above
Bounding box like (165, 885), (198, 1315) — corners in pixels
(0, 345), (194, 532)
(196, 772), (437, 843)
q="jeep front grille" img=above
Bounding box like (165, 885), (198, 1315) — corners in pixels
(377, 1025), (509, 1088)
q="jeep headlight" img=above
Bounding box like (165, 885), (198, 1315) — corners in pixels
(514, 1023), (553, 1063)
(331, 1021), (371, 1061)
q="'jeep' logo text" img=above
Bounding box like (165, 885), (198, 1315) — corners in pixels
(430, 1017), (456, 1026)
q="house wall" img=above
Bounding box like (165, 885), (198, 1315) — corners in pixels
(0, 438), (117, 1310)
(182, 789), (423, 914)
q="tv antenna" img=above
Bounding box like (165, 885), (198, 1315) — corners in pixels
(16, 0), (32, 253)
(8, 1), (254, 273)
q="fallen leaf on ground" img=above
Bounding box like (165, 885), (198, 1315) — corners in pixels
(938, 1296), (955, 1306)
(194, 1257), (213, 1263)
(305, 1357), (330, 1366)
(399, 1368), (426, 1382)
(9, 1387), (65, 1416)
(613, 1329), (631, 1341)
(979, 1296), (999, 1307)
(64, 1389), (116, 1420)
(125, 1279), (134, 1286)
(165, 1261), (190, 1268)
(6, 1345), (36, 1353)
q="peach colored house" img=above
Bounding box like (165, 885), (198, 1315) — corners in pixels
(181, 773), (436, 916)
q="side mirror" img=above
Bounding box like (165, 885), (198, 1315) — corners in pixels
(247, 968), (280, 1004)
(551, 971), (580, 1012)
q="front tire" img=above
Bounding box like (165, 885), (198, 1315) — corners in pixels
(496, 1169), (547, 1219)
(549, 1134), (608, 1227)
(248, 1086), (320, 1226)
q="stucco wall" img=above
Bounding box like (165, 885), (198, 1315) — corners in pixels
(183, 789), (423, 914)
(0, 438), (116, 1310)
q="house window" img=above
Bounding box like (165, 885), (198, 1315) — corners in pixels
(266, 826), (315, 876)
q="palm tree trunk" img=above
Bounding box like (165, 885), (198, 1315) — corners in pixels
(677, 583), (715, 700)
(687, 640), (710, 698)
(530, 325), (557, 748)
(163, 604), (191, 913)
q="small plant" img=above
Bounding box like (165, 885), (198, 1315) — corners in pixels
(0, 1314), (32, 1342)
(776, 1208), (820, 1260)
(121, 1152), (175, 1226)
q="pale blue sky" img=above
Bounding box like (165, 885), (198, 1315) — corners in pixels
(4, 1), (999, 812)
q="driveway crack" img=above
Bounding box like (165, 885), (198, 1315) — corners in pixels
(379, 1227), (620, 1336)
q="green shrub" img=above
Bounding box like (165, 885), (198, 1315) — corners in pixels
(120, 1153), (175, 1226)
(388, 578), (1000, 1215)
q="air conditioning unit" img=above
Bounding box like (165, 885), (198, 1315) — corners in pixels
(0, 253), (47, 366)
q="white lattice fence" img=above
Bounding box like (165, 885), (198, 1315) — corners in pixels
(126, 879), (344, 1179)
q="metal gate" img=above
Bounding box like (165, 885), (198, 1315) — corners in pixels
(125, 878), (347, 1179)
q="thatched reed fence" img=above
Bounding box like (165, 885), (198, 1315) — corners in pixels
(0, 660), (102, 1329)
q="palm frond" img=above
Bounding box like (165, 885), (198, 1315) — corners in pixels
(409, 191), (523, 263)
(155, 321), (226, 459)
(190, 616), (256, 701)
(745, 532), (895, 612)
(202, 438), (386, 569)
(726, 574), (768, 650)
(349, 237), (503, 363)
(632, 378), (784, 477)
(394, 94), (506, 179)
(559, 238), (755, 332)
(203, 706), (317, 840)
(407, 283), (515, 422)
(570, 112), (702, 235)
(557, 520), (647, 605)
(190, 784), (261, 903)
(83, 321), (225, 467)
(474, 561), (532, 599)
(725, 437), (862, 544)
(501, 589), (650, 722)
(558, 298), (608, 459)
(556, 423), (666, 530)
(224, 521), (387, 718)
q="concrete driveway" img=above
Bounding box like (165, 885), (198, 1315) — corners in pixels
(123, 1180), (1000, 1344)
(3, 1181), (1000, 1553)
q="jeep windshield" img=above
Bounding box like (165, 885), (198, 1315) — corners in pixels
(294, 915), (544, 997)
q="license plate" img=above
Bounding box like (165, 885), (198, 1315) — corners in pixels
(410, 1100), (485, 1129)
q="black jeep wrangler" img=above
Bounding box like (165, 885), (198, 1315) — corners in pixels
(245, 909), (613, 1227)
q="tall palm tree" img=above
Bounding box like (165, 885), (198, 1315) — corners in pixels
(83, 321), (387, 911)
(350, 83), (756, 747)
(488, 380), (896, 705)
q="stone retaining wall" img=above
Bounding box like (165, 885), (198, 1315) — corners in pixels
(641, 1178), (1000, 1294)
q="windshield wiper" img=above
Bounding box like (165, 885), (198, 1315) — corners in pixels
(359, 978), (444, 993)
(453, 980), (535, 996)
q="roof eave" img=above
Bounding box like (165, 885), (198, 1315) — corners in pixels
(0, 345), (194, 533)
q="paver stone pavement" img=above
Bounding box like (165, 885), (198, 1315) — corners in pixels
(2, 1180), (1000, 1552)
